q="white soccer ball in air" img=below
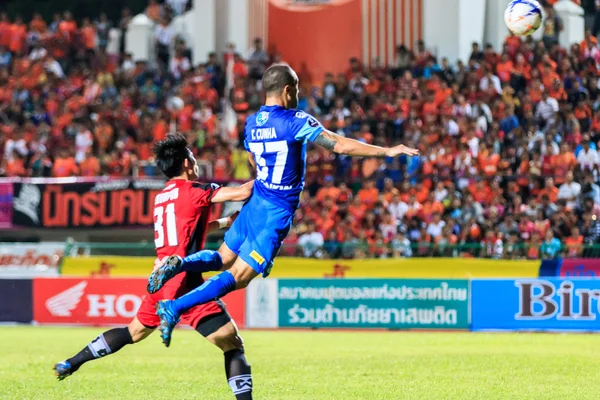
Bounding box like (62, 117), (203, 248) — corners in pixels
(167, 96), (185, 112)
(504, 0), (543, 36)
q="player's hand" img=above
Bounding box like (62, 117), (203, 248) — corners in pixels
(386, 144), (419, 157)
(227, 211), (240, 227)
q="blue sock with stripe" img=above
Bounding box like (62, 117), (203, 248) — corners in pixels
(181, 250), (223, 273)
(173, 270), (236, 313)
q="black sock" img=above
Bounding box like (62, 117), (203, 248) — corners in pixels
(67, 327), (133, 371)
(224, 348), (253, 400)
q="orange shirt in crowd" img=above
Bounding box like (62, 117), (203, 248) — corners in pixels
(537, 186), (558, 203)
(512, 63), (531, 81)
(5, 158), (26, 177)
(59, 20), (77, 40)
(529, 85), (543, 104)
(434, 87), (452, 107)
(364, 79), (380, 95)
(496, 60), (513, 82)
(81, 26), (96, 49)
(357, 187), (379, 209)
(9, 23), (26, 53)
(479, 153), (500, 176)
(316, 186), (341, 203)
(415, 185), (430, 204)
(137, 142), (152, 161)
(548, 85), (567, 102)
(52, 157), (79, 177)
(574, 104), (592, 121)
(542, 71), (560, 90)
(565, 236), (583, 257)
(30, 17), (47, 33)
(0, 20), (10, 47)
(79, 156), (101, 177)
(419, 201), (444, 221)
(153, 119), (168, 142)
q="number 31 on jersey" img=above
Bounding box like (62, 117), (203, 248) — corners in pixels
(154, 203), (178, 248)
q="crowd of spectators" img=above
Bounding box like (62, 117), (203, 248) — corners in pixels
(2, 3), (600, 260)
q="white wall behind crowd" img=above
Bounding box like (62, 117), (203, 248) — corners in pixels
(0, 243), (63, 278)
(126, 0), (252, 65)
(125, 0), (584, 69)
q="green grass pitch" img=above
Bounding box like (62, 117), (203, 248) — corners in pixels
(1, 326), (599, 399)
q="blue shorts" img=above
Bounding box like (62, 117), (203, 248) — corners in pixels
(224, 194), (294, 277)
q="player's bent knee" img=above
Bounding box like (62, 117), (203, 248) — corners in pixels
(128, 318), (154, 343)
(230, 262), (258, 289)
(207, 322), (244, 352)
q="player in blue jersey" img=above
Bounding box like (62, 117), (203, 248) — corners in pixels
(149, 64), (419, 346)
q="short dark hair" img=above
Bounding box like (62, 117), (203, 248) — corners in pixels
(262, 64), (298, 95)
(154, 134), (191, 178)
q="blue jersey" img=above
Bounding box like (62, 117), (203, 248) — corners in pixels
(244, 105), (324, 212)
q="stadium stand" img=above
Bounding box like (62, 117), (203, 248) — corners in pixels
(1, 2), (600, 260)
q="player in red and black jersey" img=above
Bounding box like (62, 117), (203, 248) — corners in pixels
(54, 135), (255, 400)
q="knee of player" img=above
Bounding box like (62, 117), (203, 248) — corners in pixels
(128, 319), (152, 343)
(230, 268), (254, 289)
(235, 277), (251, 289)
(211, 329), (244, 352)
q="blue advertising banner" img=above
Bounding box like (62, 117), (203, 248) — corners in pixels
(0, 278), (33, 323)
(275, 279), (469, 329)
(472, 279), (600, 331)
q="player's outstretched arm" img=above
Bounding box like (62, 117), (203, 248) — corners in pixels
(207, 211), (239, 232)
(210, 180), (255, 203)
(314, 129), (419, 158)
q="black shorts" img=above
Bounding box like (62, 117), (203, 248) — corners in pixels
(194, 299), (232, 337)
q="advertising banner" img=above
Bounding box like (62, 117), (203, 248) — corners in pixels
(61, 256), (155, 277)
(0, 182), (13, 229)
(0, 279), (33, 323)
(11, 180), (165, 228)
(539, 258), (600, 278)
(62, 256), (538, 279)
(268, 258), (540, 279)
(0, 242), (63, 277)
(11, 179), (242, 229)
(472, 279), (600, 331)
(33, 277), (245, 327)
(246, 279), (469, 329)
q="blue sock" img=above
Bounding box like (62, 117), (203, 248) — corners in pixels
(172, 270), (236, 313)
(181, 250), (223, 273)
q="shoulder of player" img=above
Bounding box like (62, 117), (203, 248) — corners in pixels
(190, 181), (221, 192)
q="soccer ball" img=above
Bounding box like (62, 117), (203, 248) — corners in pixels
(166, 96), (185, 112)
(504, 0), (543, 36)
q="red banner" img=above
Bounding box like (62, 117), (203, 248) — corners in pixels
(33, 278), (245, 327)
(558, 259), (600, 278)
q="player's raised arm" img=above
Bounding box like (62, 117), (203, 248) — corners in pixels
(210, 180), (255, 203)
(314, 129), (419, 158)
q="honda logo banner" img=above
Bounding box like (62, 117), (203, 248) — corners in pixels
(471, 279), (600, 331)
(33, 277), (245, 327)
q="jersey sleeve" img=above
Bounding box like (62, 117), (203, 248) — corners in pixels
(189, 182), (221, 207)
(290, 111), (324, 143)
